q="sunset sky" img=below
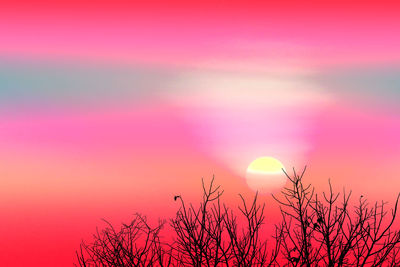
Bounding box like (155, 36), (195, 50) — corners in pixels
(1, 1), (400, 266)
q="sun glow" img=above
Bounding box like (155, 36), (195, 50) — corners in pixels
(246, 157), (287, 194)
(247, 157), (285, 174)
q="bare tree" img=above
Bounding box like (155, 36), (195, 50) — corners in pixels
(76, 214), (172, 267)
(170, 177), (230, 266)
(170, 177), (281, 266)
(273, 167), (400, 267)
(76, 178), (281, 266)
(77, 170), (400, 266)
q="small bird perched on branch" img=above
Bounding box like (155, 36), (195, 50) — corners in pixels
(174, 195), (181, 201)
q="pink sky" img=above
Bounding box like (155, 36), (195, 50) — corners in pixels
(0, 1), (400, 266)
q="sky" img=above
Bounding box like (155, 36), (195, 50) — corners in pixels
(0, 1), (400, 266)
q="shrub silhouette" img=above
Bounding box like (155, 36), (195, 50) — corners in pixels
(76, 169), (400, 266)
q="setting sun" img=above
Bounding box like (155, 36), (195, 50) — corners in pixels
(246, 157), (287, 194)
(247, 157), (285, 174)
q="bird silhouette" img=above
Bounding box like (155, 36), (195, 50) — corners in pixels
(290, 256), (300, 263)
(174, 195), (181, 201)
(317, 217), (323, 224)
(313, 223), (320, 229)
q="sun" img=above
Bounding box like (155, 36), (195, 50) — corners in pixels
(247, 157), (285, 174)
(246, 157), (287, 194)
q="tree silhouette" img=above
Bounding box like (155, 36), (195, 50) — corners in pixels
(273, 167), (400, 266)
(170, 178), (281, 266)
(76, 214), (172, 266)
(76, 170), (400, 266)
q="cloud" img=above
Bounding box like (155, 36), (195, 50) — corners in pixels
(0, 59), (334, 174)
(314, 65), (400, 109)
(0, 60), (177, 107)
(161, 69), (332, 174)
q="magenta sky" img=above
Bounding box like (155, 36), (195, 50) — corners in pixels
(1, 1), (400, 266)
